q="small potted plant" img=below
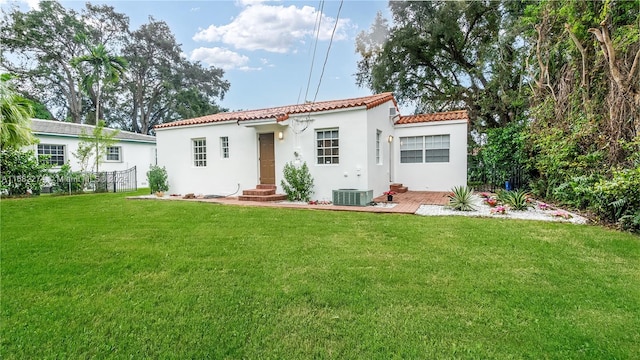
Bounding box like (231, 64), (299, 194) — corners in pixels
(384, 190), (396, 202)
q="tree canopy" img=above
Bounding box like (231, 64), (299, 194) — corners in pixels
(356, 1), (528, 130)
(1, 1), (229, 133)
(356, 0), (640, 230)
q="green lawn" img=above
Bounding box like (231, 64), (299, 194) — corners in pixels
(1, 191), (639, 359)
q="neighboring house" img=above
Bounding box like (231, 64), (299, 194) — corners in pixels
(154, 93), (468, 201)
(29, 119), (157, 189)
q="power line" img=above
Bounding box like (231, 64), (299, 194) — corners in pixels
(313, 0), (343, 103)
(302, 0), (324, 104)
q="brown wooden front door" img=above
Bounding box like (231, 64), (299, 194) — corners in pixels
(259, 133), (275, 185)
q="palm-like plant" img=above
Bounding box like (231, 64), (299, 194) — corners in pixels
(447, 185), (476, 211)
(0, 75), (36, 149)
(71, 44), (127, 124)
(498, 189), (531, 211)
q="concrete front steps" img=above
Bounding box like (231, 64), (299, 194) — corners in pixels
(238, 184), (288, 202)
(389, 183), (408, 193)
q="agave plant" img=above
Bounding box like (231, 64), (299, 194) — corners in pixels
(447, 185), (476, 211)
(499, 189), (531, 211)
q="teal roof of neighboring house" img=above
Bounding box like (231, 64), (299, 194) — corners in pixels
(30, 119), (156, 144)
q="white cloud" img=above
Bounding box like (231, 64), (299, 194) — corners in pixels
(0, 0), (40, 10)
(24, 0), (38, 9)
(234, 0), (267, 6)
(259, 58), (275, 68)
(193, 3), (351, 53)
(238, 66), (262, 72)
(190, 47), (259, 71)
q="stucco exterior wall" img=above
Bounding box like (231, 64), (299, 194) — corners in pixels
(287, 108), (369, 201)
(365, 101), (397, 197)
(156, 121), (259, 195)
(32, 134), (156, 188)
(392, 120), (468, 192)
(155, 105), (398, 201)
(155, 99), (468, 199)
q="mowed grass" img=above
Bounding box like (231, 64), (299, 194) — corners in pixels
(1, 191), (639, 359)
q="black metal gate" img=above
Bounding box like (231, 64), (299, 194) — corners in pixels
(94, 166), (137, 193)
(468, 164), (528, 193)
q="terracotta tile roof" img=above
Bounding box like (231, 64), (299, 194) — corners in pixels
(155, 92), (397, 129)
(395, 110), (468, 125)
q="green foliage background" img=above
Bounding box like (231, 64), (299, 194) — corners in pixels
(0, 148), (51, 195)
(357, 0), (639, 230)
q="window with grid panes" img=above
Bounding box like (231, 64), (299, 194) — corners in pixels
(399, 136), (423, 163)
(220, 136), (229, 158)
(316, 129), (339, 164)
(193, 138), (207, 167)
(106, 146), (121, 161)
(37, 144), (65, 166)
(425, 135), (449, 162)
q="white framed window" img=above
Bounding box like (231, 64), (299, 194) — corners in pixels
(220, 136), (229, 158)
(192, 138), (207, 167)
(106, 146), (122, 162)
(316, 128), (339, 165)
(37, 144), (65, 166)
(400, 136), (423, 163)
(399, 135), (450, 163)
(425, 135), (450, 162)
(376, 130), (382, 164)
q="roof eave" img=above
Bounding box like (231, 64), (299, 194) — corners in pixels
(394, 118), (469, 127)
(34, 131), (156, 144)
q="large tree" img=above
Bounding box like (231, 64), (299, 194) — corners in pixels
(117, 18), (229, 134)
(72, 43), (128, 124)
(356, 1), (527, 130)
(1, 1), (87, 123)
(2, 2), (228, 132)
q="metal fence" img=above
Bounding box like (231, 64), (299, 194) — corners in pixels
(94, 166), (138, 193)
(46, 166), (137, 194)
(468, 164), (529, 193)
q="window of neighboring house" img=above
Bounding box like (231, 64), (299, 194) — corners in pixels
(316, 128), (339, 165)
(37, 144), (65, 166)
(106, 146), (122, 162)
(425, 134), (450, 162)
(399, 136), (423, 163)
(399, 135), (450, 163)
(376, 130), (382, 164)
(220, 136), (229, 158)
(193, 138), (207, 167)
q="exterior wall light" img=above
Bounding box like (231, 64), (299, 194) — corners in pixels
(278, 131), (284, 140)
(388, 135), (394, 143)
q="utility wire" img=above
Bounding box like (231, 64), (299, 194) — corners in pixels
(302, 0), (324, 104)
(313, 0), (343, 103)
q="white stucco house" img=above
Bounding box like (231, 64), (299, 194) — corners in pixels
(29, 119), (157, 189)
(154, 92), (468, 203)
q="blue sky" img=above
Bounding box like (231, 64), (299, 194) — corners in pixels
(3, 0), (396, 113)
